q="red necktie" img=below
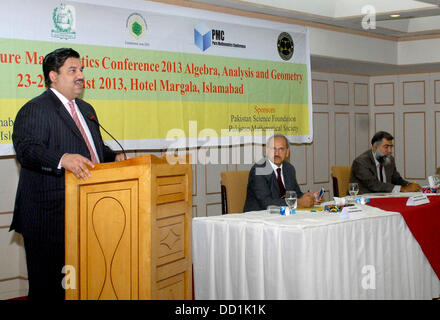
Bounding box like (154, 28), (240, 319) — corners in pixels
(276, 167), (286, 197)
(68, 100), (98, 163)
(379, 164), (384, 182)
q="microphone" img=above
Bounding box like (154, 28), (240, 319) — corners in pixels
(85, 111), (127, 160)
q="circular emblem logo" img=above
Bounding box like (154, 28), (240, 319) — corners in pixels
(277, 32), (294, 61)
(127, 13), (147, 40)
(52, 4), (74, 33)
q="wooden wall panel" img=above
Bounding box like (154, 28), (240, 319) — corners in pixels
(206, 203), (222, 217)
(334, 81), (349, 105)
(403, 112), (426, 180)
(205, 163), (227, 195)
(334, 113), (350, 166)
(291, 144), (307, 185)
(354, 83), (368, 106)
(374, 82), (394, 106)
(374, 113), (395, 137)
(192, 165), (197, 196)
(434, 80), (440, 104)
(354, 113), (370, 157)
(192, 205), (197, 218)
(0, 159), (19, 212)
(313, 112), (330, 183)
(0, 220), (26, 299)
(312, 80), (328, 105)
(0, 222), (25, 284)
(403, 81), (425, 105)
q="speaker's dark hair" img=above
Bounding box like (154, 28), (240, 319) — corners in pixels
(43, 48), (80, 86)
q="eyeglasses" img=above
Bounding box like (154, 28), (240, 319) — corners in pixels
(267, 147), (287, 153)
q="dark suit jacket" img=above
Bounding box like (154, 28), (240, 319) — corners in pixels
(243, 158), (304, 212)
(11, 89), (116, 242)
(349, 149), (409, 194)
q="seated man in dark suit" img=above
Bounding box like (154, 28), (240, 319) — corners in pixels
(243, 134), (316, 212)
(349, 131), (421, 194)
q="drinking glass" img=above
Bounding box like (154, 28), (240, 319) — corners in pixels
(348, 183), (359, 203)
(285, 190), (297, 212)
(433, 175), (440, 188)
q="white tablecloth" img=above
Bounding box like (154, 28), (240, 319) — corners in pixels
(192, 205), (440, 299)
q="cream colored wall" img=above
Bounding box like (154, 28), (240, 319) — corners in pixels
(0, 157), (26, 299)
(309, 27), (397, 65)
(370, 73), (440, 182)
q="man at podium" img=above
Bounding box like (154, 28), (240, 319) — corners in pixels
(10, 48), (126, 300)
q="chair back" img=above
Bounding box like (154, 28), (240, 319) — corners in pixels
(331, 166), (351, 197)
(221, 170), (249, 214)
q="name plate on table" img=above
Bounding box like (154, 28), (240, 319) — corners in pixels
(406, 194), (430, 206)
(340, 205), (363, 219)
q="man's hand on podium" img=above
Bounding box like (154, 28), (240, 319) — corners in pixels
(115, 153), (130, 161)
(61, 153), (94, 181)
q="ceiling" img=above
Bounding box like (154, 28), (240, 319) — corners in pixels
(186, 0), (440, 75)
(188, 0), (440, 39)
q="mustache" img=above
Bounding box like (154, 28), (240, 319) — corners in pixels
(381, 156), (391, 165)
(74, 79), (84, 85)
(376, 153), (391, 165)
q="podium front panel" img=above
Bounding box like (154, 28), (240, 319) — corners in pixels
(65, 155), (192, 300)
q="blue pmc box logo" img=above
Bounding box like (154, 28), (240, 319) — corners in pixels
(194, 23), (211, 51)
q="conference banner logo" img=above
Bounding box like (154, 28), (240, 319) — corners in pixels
(125, 13), (149, 47)
(194, 23), (212, 51)
(51, 3), (76, 40)
(277, 32), (294, 61)
(127, 13), (147, 40)
(194, 22), (246, 52)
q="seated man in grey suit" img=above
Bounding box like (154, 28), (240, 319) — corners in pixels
(349, 131), (421, 194)
(243, 134), (316, 212)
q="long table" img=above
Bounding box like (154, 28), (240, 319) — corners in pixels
(192, 198), (440, 299)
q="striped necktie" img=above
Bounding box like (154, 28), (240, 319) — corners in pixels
(68, 100), (98, 163)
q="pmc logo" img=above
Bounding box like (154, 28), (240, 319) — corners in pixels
(194, 23), (212, 51)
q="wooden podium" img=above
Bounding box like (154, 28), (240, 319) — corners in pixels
(65, 155), (192, 300)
